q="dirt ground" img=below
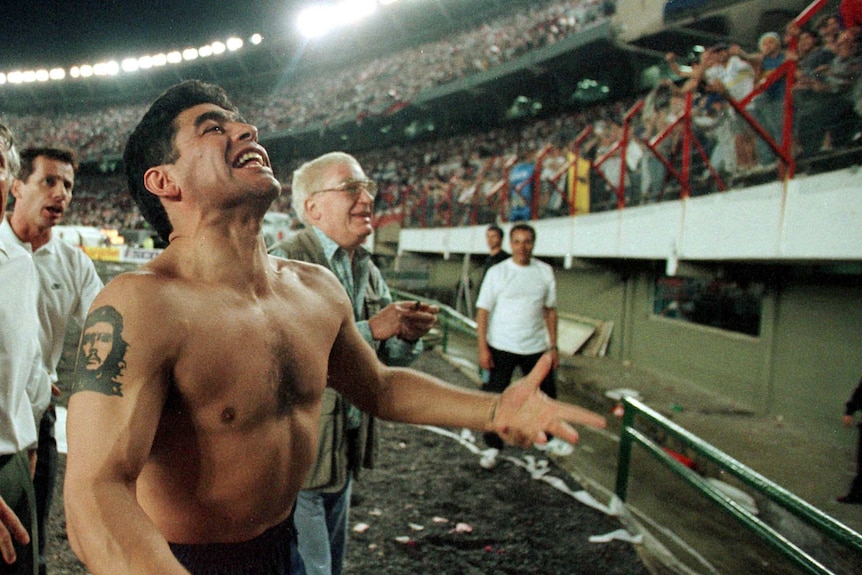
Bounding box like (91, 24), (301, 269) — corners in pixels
(45, 331), (647, 574)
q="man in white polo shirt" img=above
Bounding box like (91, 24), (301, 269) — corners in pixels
(1, 147), (104, 575)
(0, 125), (51, 575)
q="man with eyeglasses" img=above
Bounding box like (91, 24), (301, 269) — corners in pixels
(269, 152), (438, 575)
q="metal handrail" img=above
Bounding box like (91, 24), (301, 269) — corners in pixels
(616, 396), (862, 575)
(390, 288), (476, 353)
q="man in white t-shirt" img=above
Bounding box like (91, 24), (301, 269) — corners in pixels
(475, 223), (566, 468)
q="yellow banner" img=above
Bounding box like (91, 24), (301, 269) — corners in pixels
(82, 246), (122, 262)
(567, 153), (590, 214)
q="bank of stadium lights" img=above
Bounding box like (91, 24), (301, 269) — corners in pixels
(296, 0), (403, 39)
(0, 34), (262, 86)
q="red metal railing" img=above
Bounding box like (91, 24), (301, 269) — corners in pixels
(384, 0), (828, 228)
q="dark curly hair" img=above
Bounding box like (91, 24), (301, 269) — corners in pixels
(123, 80), (238, 244)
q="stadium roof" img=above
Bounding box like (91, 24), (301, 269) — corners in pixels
(0, 0), (287, 70)
(0, 0), (538, 110)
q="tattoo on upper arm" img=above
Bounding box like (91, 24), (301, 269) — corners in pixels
(72, 305), (130, 397)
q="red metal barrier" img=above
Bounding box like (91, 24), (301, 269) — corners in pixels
(383, 0), (827, 228)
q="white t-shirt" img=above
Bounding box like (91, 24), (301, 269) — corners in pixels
(705, 56), (755, 101)
(0, 217), (104, 382)
(0, 235), (50, 453)
(476, 257), (556, 355)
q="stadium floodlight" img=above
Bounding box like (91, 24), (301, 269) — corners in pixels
(297, 0), (377, 38)
(93, 61), (120, 76)
(297, 5), (336, 39)
(0, 31), (256, 88)
(379, 0), (401, 5)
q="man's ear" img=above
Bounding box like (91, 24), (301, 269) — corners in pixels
(143, 166), (180, 199)
(9, 178), (23, 200)
(304, 195), (321, 223)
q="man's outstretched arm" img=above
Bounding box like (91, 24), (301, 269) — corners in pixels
(328, 313), (606, 445)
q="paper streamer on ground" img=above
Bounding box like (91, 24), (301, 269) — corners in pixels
(418, 424), (640, 545)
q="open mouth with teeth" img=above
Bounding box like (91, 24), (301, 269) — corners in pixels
(45, 205), (64, 216)
(234, 151), (266, 168)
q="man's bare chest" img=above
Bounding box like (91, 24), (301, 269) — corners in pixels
(167, 294), (338, 420)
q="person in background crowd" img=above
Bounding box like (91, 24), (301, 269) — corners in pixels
(0, 124), (51, 575)
(268, 151), (438, 575)
(63, 79), (606, 575)
(481, 225), (509, 284)
(816, 12), (843, 54)
(0, 147), (104, 575)
(476, 223), (570, 470)
(794, 30), (861, 157)
(732, 32), (787, 166)
(838, 377), (862, 504)
(704, 43), (758, 173)
(476, 224), (510, 383)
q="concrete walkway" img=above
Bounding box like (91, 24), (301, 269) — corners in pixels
(437, 329), (862, 575)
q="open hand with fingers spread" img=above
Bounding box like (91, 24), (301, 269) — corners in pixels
(489, 354), (606, 448)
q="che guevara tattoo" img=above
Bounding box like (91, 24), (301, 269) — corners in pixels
(72, 305), (129, 396)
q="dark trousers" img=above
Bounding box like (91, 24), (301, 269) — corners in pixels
(0, 451), (38, 575)
(481, 347), (556, 450)
(34, 406), (57, 575)
(849, 425), (862, 498)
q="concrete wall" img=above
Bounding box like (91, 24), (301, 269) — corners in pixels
(410, 253), (862, 436)
(769, 282), (862, 432)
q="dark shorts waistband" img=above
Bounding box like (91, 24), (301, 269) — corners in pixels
(169, 515), (295, 575)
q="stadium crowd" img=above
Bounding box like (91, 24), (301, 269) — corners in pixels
(2, 0), (860, 235)
(5, 0), (615, 162)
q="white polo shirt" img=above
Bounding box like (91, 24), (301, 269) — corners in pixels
(0, 233), (50, 453)
(0, 217), (103, 382)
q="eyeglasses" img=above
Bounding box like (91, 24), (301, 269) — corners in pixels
(311, 178), (378, 199)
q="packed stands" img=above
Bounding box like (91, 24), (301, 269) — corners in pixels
(3, 0), (859, 236)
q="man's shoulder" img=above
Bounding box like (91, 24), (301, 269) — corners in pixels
(488, 251), (509, 267)
(271, 255), (341, 292)
(268, 228), (318, 261)
(0, 239), (36, 281)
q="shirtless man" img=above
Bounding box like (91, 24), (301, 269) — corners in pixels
(63, 80), (606, 575)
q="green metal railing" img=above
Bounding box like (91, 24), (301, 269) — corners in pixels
(616, 397), (862, 575)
